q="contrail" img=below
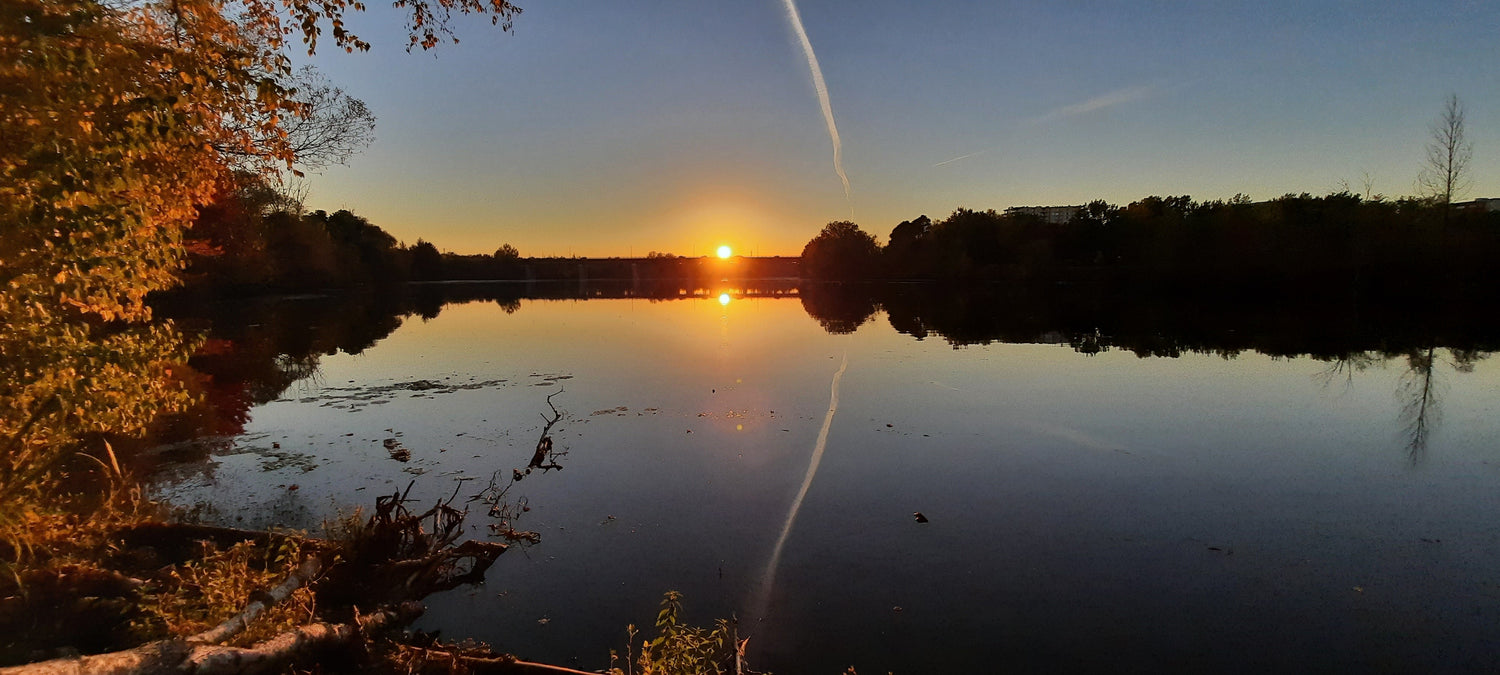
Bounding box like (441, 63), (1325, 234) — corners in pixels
(933, 150), (987, 168)
(753, 351), (849, 622)
(780, 0), (853, 217)
(934, 82), (1168, 168)
(1037, 83), (1156, 122)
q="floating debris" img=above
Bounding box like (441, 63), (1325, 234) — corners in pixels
(913, 512), (929, 523)
(383, 438), (411, 462)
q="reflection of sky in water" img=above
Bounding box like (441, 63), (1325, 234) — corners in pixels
(154, 297), (1500, 672)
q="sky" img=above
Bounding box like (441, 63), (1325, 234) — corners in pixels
(296, 0), (1500, 257)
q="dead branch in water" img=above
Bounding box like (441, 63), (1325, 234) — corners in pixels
(527, 389), (566, 471)
(468, 391), (567, 545)
(319, 481), (508, 608)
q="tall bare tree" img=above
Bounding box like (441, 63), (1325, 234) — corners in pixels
(1418, 94), (1474, 207)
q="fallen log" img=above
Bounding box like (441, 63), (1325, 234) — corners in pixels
(0, 602), (422, 675)
(188, 556), (324, 646)
(397, 645), (604, 675)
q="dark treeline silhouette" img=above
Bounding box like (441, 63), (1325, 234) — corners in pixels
(430, 254), (800, 285)
(803, 193), (1500, 302)
(183, 177), (413, 293)
(175, 175), (799, 298)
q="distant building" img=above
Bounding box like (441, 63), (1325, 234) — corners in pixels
(1453, 198), (1500, 212)
(1003, 205), (1084, 224)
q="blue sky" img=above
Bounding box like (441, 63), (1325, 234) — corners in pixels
(298, 0), (1500, 256)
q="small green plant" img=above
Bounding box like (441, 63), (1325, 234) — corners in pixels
(610, 590), (746, 675)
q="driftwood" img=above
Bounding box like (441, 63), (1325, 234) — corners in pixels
(188, 556), (324, 646)
(396, 645), (604, 675)
(319, 483), (508, 607)
(0, 602), (422, 675)
(4, 393), (581, 675)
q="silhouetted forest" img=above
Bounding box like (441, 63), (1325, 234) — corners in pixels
(803, 193), (1500, 302)
(174, 176), (798, 299)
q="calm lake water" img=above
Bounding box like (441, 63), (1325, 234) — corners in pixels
(151, 284), (1500, 673)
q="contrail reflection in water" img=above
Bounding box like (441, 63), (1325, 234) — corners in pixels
(754, 351), (849, 622)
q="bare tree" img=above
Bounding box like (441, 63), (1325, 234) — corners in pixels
(1418, 94), (1473, 207)
(271, 174), (312, 216)
(214, 67), (377, 174)
(282, 67), (378, 171)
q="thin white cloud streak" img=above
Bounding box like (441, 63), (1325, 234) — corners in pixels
(933, 150), (988, 167)
(781, 0), (853, 217)
(1035, 83), (1156, 123)
(934, 83), (1159, 168)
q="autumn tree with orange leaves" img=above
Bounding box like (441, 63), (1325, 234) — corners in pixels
(0, 0), (519, 560)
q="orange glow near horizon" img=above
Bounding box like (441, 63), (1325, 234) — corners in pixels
(717, 245), (733, 259)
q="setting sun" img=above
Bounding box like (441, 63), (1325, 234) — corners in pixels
(716, 245), (732, 259)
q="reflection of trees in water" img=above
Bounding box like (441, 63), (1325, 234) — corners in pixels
(829, 283), (1500, 465)
(868, 284), (1500, 360)
(152, 281), (801, 449)
(1399, 347), (1442, 465)
(145, 282), (1499, 469)
(1314, 352), (1383, 389)
(1395, 347), (1489, 465)
(799, 284), (878, 335)
(153, 293), (413, 446)
(1317, 346), (1490, 466)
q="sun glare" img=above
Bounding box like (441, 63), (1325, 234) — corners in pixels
(718, 293), (731, 305)
(716, 245), (732, 259)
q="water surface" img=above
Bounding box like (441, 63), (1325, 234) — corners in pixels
(153, 287), (1500, 673)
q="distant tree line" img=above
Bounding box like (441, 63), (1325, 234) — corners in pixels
(174, 173), (534, 295)
(802, 193), (1500, 301)
(173, 177), (800, 297)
